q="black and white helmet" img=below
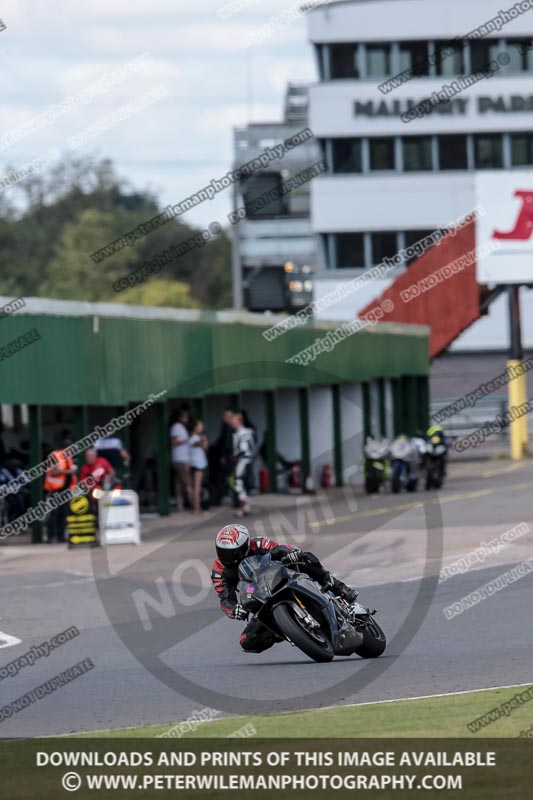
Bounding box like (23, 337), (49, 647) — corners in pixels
(215, 524), (250, 566)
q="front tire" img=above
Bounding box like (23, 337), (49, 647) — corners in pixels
(365, 475), (380, 494)
(273, 603), (334, 663)
(353, 617), (386, 658)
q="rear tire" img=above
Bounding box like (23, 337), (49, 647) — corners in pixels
(391, 466), (402, 494)
(353, 618), (387, 658)
(273, 603), (334, 663)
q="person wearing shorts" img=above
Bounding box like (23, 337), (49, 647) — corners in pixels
(171, 409), (191, 511)
(189, 420), (208, 513)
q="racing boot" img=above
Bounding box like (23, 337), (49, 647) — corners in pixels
(237, 498), (250, 517)
(327, 574), (358, 604)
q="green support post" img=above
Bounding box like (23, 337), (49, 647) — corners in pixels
(299, 387), (311, 491)
(193, 397), (204, 421)
(229, 393), (240, 412)
(72, 406), (89, 473)
(378, 378), (387, 437)
(405, 376), (418, 437)
(265, 391), (277, 493)
(392, 378), (403, 436)
(29, 405), (43, 543)
(402, 378), (410, 436)
(362, 382), (372, 439)
(418, 376), (430, 433)
(115, 406), (132, 489)
(155, 402), (170, 516)
(332, 385), (343, 487)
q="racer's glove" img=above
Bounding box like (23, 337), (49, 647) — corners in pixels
(232, 604), (248, 621)
(280, 548), (304, 565)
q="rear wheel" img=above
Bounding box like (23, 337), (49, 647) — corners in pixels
(353, 617), (386, 658)
(434, 460), (444, 489)
(391, 466), (402, 494)
(426, 462), (442, 490)
(273, 603), (334, 663)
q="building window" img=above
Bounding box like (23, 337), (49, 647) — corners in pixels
(404, 230), (435, 265)
(511, 133), (533, 166)
(470, 40), (500, 72)
(369, 137), (396, 170)
(399, 41), (430, 76)
(435, 39), (465, 75)
(370, 232), (398, 265)
(403, 136), (433, 171)
(245, 267), (286, 312)
(330, 44), (359, 78)
(438, 134), (468, 170)
(336, 233), (365, 269)
(331, 139), (362, 173)
(506, 39), (533, 72)
(314, 44), (326, 80)
(241, 173), (287, 218)
(366, 43), (391, 76)
(474, 134), (503, 169)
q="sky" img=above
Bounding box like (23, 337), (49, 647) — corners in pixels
(0, 0), (319, 228)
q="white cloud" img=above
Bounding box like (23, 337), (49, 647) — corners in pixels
(0, 0), (318, 227)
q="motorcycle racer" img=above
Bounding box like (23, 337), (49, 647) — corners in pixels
(211, 523), (358, 653)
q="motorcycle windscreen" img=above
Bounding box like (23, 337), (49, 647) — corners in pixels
(238, 554), (288, 597)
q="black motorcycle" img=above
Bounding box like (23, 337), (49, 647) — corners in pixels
(363, 437), (390, 495)
(425, 434), (447, 490)
(237, 554), (386, 663)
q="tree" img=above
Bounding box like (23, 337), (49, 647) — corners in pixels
(116, 278), (199, 309)
(0, 153), (233, 309)
(40, 208), (136, 301)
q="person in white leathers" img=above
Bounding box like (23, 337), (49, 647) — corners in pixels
(231, 412), (255, 516)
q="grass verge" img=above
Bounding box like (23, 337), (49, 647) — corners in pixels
(79, 684), (533, 738)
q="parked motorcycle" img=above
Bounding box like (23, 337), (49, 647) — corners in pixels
(363, 437), (390, 494)
(237, 553), (386, 663)
(389, 435), (419, 493)
(425, 433), (447, 490)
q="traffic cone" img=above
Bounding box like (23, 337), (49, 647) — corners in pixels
(305, 472), (316, 494)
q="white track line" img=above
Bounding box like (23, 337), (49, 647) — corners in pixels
(315, 682), (533, 713)
(56, 682), (533, 736)
(0, 629), (22, 649)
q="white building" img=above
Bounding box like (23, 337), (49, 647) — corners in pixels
(306, 0), (533, 370)
(232, 84), (320, 313)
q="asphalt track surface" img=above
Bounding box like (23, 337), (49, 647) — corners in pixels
(1, 459), (532, 736)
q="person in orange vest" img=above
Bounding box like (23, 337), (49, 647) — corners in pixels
(44, 442), (78, 543)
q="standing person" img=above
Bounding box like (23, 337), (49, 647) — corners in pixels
(231, 413), (255, 517)
(211, 408), (234, 506)
(80, 448), (115, 488)
(189, 420), (208, 513)
(239, 409), (258, 492)
(170, 409), (191, 511)
(43, 443), (78, 543)
(94, 435), (130, 475)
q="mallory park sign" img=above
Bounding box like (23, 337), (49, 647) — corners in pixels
(354, 95), (533, 118)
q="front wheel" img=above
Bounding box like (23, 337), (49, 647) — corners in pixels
(365, 475), (380, 494)
(273, 603), (334, 663)
(353, 617), (386, 658)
